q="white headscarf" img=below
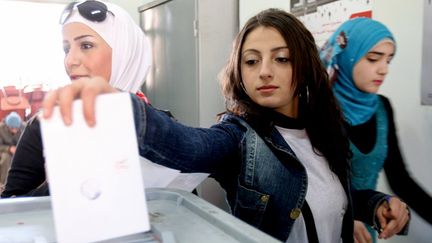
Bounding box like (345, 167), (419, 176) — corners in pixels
(63, 1), (152, 93)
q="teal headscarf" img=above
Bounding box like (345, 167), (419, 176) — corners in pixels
(320, 18), (395, 125)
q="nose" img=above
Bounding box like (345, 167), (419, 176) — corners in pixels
(377, 61), (389, 76)
(64, 47), (80, 71)
(259, 58), (273, 80)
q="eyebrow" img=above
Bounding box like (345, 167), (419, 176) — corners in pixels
(63, 34), (95, 45)
(73, 34), (94, 41)
(242, 46), (289, 54)
(368, 51), (395, 57)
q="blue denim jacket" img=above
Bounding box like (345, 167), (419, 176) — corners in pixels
(131, 95), (387, 242)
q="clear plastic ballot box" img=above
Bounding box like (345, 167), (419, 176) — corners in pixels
(0, 188), (281, 243)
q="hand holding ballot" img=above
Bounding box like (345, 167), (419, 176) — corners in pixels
(43, 76), (118, 127)
(41, 93), (149, 242)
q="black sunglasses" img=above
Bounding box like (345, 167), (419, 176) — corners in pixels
(59, 0), (110, 24)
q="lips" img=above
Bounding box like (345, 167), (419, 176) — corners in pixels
(257, 85), (278, 91)
(373, 80), (383, 85)
(70, 75), (89, 81)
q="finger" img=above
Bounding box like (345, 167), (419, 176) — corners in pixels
(394, 207), (410, 233)
(379, 218), (398, 239)
(363, 229), (372, 243)
(81, 77), (119, 126)
(354, 221), (372, 243)
(58, 86), (78, 126)
(376, 204), (388, 230)
(354, 230), (368, 243)
(81, 85), (99, 127)
(42, 90), (59, 119)
(354, 233), (363, 243)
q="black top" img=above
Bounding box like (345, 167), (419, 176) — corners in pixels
(1, 116), (48, 197)
(348, 95), (432, 224)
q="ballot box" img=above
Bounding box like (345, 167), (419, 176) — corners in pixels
(0, 188), (280, 243)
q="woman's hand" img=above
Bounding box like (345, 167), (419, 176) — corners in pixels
(354, 220), (372, 243)
(42, 77), (118, 127)
(375, 196), (410, 239)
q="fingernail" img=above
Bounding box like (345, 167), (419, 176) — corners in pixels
(88, 119), (95, 127)
(64, 117), (71, 126)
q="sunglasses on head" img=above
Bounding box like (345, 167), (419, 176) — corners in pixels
(59, 0), (110, 24)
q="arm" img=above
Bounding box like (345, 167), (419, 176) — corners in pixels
(131, 95), (241, 174)
(41, 77), (242, 175)
(381, 96), (432, 224)
(1, 117), (47, 197)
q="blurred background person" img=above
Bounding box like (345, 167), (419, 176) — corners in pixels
(0, 111), (25, 191)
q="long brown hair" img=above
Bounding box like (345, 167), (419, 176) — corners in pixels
(220, 8), (350, 180)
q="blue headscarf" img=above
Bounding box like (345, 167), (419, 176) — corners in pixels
(320, 18), (395, 125)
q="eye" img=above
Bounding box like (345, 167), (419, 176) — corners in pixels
(387, 57), (393, 64)
(63, 45), (70, 54)
(244, 59), (259, 66)
(366, 58), (379, 63)
(275, 57), (290, 63)
(81, 42), (94, 50)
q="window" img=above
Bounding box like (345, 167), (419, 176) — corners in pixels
(0, 1), (69, 120)
(0, 0), (69, 89)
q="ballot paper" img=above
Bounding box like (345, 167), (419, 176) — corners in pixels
(139, 156), (180, 188)
(139, 156), (209, 192)
(40, 93), (150, 243)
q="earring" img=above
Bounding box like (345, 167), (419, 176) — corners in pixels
(299, 85), (309, 104)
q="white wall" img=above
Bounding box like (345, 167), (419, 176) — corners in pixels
(239, 0), (290, 27)
(108, 0), (154, 23)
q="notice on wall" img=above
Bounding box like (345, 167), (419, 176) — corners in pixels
(291, 0), (372, 48)
(421, 0), (432, 105)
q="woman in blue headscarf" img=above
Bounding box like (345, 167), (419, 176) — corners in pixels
(321, 17), (432, 243)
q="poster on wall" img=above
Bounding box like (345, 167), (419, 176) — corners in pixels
(421, 0), (432, 105)
(291, 0), (372, 48)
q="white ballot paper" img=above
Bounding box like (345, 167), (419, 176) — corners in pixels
(139, 156), (209, 192)
(40, 93), (150, 243)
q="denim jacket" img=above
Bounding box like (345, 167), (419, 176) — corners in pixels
(131, 95), (387, 242)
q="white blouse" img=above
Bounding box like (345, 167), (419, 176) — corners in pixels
(276, 127), (347, 243)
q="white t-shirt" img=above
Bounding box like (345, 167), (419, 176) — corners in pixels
(276, 127), (347, 243)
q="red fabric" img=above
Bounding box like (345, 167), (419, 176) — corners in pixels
(135, 91), (150, 105)
(350, 10), (372, 19)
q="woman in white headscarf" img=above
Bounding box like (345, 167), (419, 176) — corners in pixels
(60, 0), (152, 94)
(2, 0), (152, 197)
